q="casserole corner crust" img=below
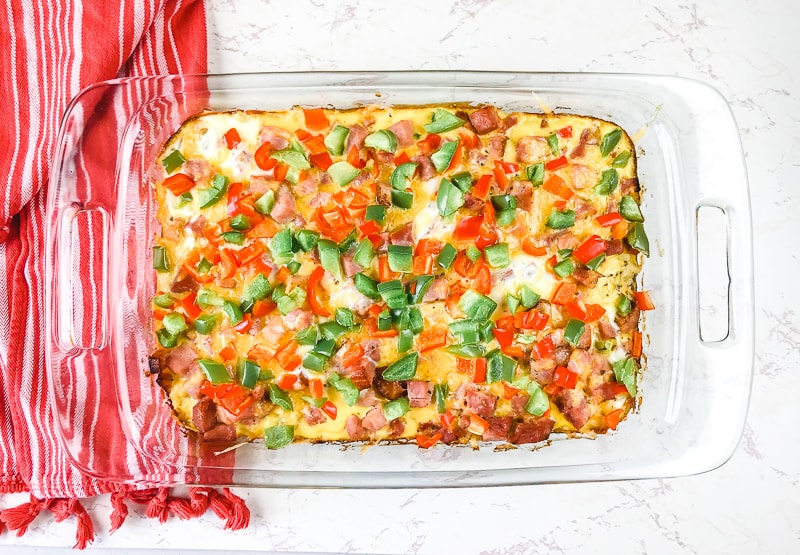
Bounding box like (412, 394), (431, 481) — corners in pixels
(149, 105), (649, 450)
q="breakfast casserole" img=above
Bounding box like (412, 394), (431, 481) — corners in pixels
(148, 105), (652, 450)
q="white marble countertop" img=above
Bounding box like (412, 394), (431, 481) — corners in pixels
(3, 0), (799, 553)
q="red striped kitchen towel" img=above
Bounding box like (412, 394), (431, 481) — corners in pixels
(0, 0), (249, 548)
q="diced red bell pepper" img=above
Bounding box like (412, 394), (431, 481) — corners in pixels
(254, 144), (276, 171)
(274, 163), (289, 182)
(302, 134), (328, 155)
(220, 345), (236, 361)
(514, 310), (549, 330)
(521, 237), (547, 256)
(417, 134), (441, 154)
(605, 408), (623, 430)
(584, 303), (606, 323)
(542, 175), (574, 200)
(573, 235), (607, 265)
(472, 358), (487, 384)
(163, 173), (195, 196)
(223, 128), (241, 150)
(551, 282), (577, 306)
(347, 145), (365, 169)
(632, 331), (643, 358)
(472, 174), (492, 200)
(234, 314), (253, 333)
(553, 365), (578, 389)
(557, 126), (573, 138)
(227, 182), (243, 216)
(310, 152), (333, 171)
(307, 266), (331, 317)
(278, 372), (298, 390)
(251, 299), (274, 318)
(634, 291), (656, 311)
(303, 108), (330, 131)
(416, 432), (442, 448)
(394, 151), (412, 165)
(545, 155), (569, 172)
(492, 327), (514, 348)
(309, 379), (324, 399)
(565, 302), (587, 321)
(453, 216), (484, 243)
(180, 292), (202, 321)
(321, 400), (338, 420)
(418, 327), (448, 353)
(440, 409), (456, 428)
(531, 335), (554, 360)
(596, 212), (624, 227)
(611, 220), (628, 240)
(492, 162), (509, 190)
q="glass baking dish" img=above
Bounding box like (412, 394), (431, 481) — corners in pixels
(45, 72), (753, 487)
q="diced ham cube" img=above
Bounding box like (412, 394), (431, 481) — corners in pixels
(192, 398), (218, 433)
(482, 417), (512, 441)
(270, 185), (297, 224)
(407, 381), (432, 408)
(346, 415), (368, 440)
(469, 107), (500, 135)
(466, 389), (497, 419)
(303, 406), (327, 426)
(509, 180), (533, 211)
(422, 277), (448, 302)
(164, 344), (198, 376)
(508, 419), (554, 444)
(389, 120), (415, 147)
(516, 135), (550, 164)
(555, 389), (592, 430)
(361, 407), (388, 432)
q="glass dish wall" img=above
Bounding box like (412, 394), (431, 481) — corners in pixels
(46, 72), (753, 487)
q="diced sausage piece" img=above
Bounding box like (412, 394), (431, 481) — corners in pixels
(346, 358), (377, 391)
(308, 191), (331, 209)
(554, 344), (572, 367)
(488, 135), (507, 159)
(201, 424), (237, 442)
(510, 393), (530, 417)
(346, 415), (368, 440)
(620, 178), (639, 195)
(606, 239), (624, 255)
(509, 180), (533, 211)
(363, 339), (381, 362)
(345, 124), (368, 152)
(466, 389), (497, 419)
(407, 381), (432, 408)
(170, 271), (199, 294)
(302, 406), (327, 426)
(164, 344), (198, 376)
(615, 305), (640, 333)
(500, 115), (519, 132)
(248, 175), (277, 195)
(483, 417), (512, 441)
(284, 309), (312, 331)
(439, 427), (461, 444)
(259, 126), (290, 150)
(455, 110), (476, 133)
(412, 155), (436, 180)
(555, 231), (579, 251)
(373, 150), (394, 164)
(569, 164), (599, 190)
(466, 148), (488, 167)
(261, 317), (286, 344)
(530, 356), (556, 386)
(376, 182), (393, 206)
(570, 126), (600, 158)
(341, 252), (363, 278)
(185, 215), (207, 237)
(388, 418), (406, 438)
(516, 136), (550, 164)
(294, 176), (318, 197)
(361, 407), (388, 432)
(390, 222), (414, 246)
(147, 356), (162, 375)
(192, 398), (218, 433)
(555, 389), (592, 430)
(423, 278), (448, 302)
(469, 107), (500, 135)
(572, 267), (600, 288)
(270, 185), (297, 224)
(597, 317), (617, 339)
(508, 418), (554, 444)
(389, 120), (415, 147)
(372, 367), (405, 401)
(567, 349), (593, 379)
(463, 194), (485, 212)
(183, 159), (213, 181)
(357, 388), (379, 407)
(574, 198), (596, 218)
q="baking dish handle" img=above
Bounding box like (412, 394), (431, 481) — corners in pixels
(53, 206), (109, 351)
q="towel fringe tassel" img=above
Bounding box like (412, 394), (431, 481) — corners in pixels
(0, 494), (94, 549)
(1, 486), (249, 549)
